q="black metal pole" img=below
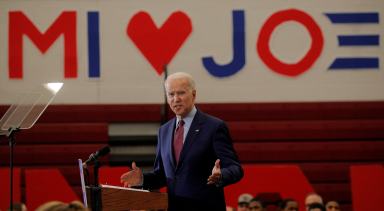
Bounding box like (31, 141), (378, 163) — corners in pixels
(91, 160), (101, 211)
(94, 159), (99, 187)
(8, 130), (16, 211)
(161, 65), (169, 124)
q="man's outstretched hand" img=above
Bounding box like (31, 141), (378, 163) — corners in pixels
(120, 162), (143, 188)
(207, 159), (222, 185)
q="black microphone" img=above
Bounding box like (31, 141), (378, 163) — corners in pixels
(83, 146), (110, 167)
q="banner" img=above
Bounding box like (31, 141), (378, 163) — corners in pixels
(0, 0), (383, 103)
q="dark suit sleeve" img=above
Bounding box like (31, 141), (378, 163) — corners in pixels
(142, 130), (167, 190)
(213, 121), (243, 187)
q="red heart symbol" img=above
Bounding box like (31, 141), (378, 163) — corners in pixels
(127, 11), (192, 75)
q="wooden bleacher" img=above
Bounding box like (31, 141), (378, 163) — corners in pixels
(1, 102), (384, 211)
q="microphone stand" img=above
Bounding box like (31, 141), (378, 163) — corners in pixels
(83, 146), (109, 210)
(94, 159), (100, 187)
(90, 159), (101, 211)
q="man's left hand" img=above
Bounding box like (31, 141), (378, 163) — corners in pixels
(207, 159), (221, 185)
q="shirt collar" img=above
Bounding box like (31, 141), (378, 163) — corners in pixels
(177, 106), (197, 126)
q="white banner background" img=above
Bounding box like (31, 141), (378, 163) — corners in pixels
(0, 0), (383, 104)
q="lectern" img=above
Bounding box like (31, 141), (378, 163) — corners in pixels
(88, 184), (168, 211)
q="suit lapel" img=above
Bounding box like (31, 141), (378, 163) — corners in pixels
(167, 118), (177, 170)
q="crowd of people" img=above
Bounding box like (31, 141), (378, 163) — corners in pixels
(7, 196), (341, 211)
(7, 201), (88, 211)
(227, 192), (341, 211)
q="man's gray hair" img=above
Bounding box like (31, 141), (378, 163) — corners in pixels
(165, 72), (196, 90)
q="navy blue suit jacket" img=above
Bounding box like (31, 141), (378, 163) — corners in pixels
(143, 109), (243, 210)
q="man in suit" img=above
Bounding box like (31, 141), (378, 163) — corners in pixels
(121, 72), (243, 211)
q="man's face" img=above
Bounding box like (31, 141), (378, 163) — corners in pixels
(284, 201), (299, 211)
(249, 201), (263, 211)
(166, 77), (196, 118)
(237, 202), (249, 211)
(326, 201), (340, 211)
(305, 195), (323, 211)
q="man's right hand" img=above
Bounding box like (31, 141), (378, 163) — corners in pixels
(120, 162), (143, 187)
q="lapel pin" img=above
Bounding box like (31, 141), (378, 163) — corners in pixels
(195, 129), (199, 132)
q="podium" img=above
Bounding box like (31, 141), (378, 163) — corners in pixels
(88, 185), (168, 211)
